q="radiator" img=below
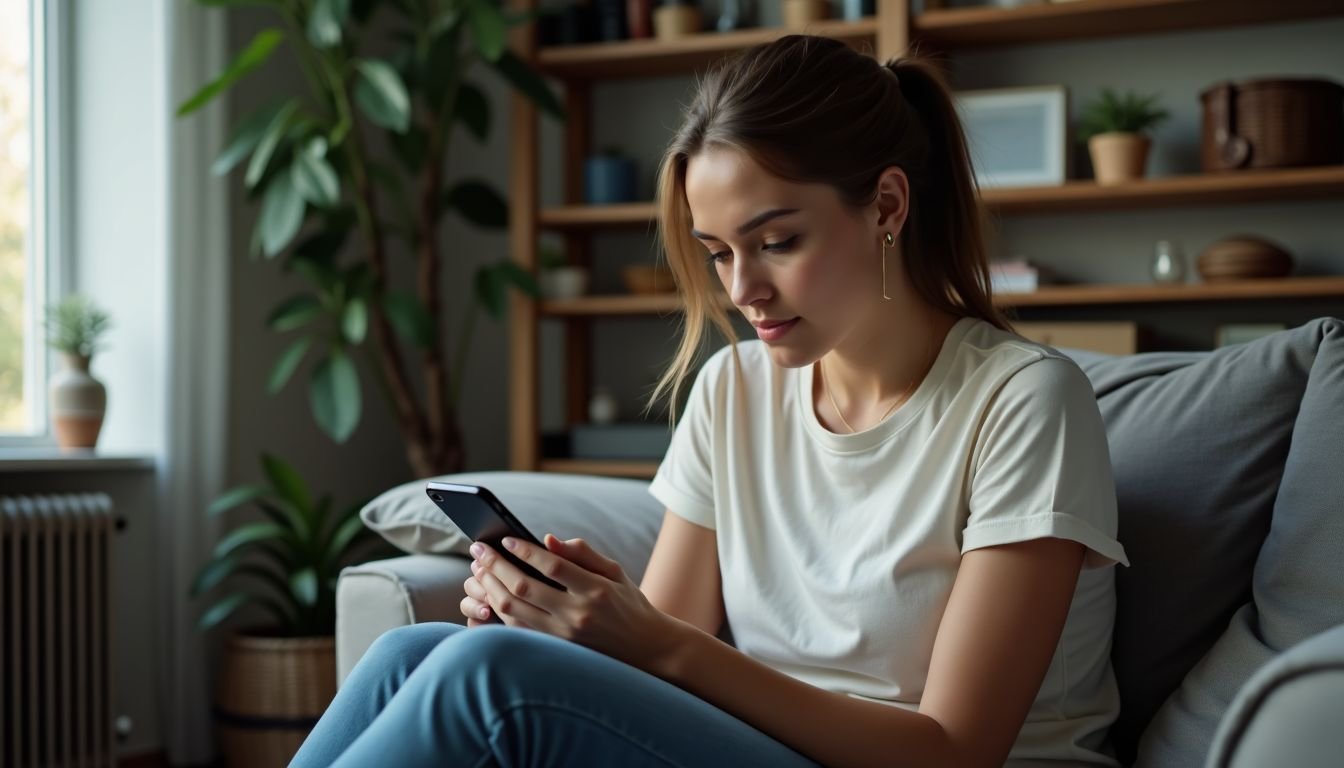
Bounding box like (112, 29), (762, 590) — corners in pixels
(1, 494), (115, 768)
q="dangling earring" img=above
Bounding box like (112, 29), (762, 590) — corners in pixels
(881, 232), (895, 301)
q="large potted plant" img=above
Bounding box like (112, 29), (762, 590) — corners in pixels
(193, 453), (388, 767)
(178, 0), (564, 476)
(1077, 87), (1170, 185)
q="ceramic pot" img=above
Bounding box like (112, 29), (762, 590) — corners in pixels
(783, 0), (828, 29)
(50, 353), (106, 449)
(540, 266), (590, 300)
(1088, 132), (1151, 185)
(584, 155), (638, 204)
(653, 4), (701, 40)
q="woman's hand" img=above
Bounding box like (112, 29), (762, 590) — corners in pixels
(460, 573), (495, 628)
(468, 533), (684, 673)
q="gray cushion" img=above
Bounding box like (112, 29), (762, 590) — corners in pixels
(1133, 318), (1344, 766)
(1067, 317), (1344, 765)
(1204, 623), (1344, 768)
(360, 471), (666, 582)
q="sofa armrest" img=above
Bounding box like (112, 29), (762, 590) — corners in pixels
(1205, 623), (1344, 768)
(335, 554), (472, 685)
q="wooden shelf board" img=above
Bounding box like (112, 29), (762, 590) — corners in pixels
(536, 18), (879, 80)
(540, 276), (1344, 317)
(538, 166), (1344, 229)
(539, 459), (659, 478)
(1002, 277), (1344, 307)
(914, 0), (1344, 49)
(986, 165), (1344, 214)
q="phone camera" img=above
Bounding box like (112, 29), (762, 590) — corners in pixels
(430, 493), (443, 503)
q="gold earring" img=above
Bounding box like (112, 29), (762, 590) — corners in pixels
(882, 232), (895, 301)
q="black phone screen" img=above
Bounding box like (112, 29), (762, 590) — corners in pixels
(425, 482), (565, 592)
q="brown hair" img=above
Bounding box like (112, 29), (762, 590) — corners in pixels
(648, 35), (1010, 422)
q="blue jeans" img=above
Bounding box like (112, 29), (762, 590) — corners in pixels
(290, 622), (819, 767)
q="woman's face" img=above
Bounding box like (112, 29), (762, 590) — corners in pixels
(684, 145), (902, 369)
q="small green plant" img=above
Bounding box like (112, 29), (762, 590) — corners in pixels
(191, 454), (386, 637)
(1077, 88), (1170, 142)
(538, 243), (567, 270)
(44, 295), (112, 357)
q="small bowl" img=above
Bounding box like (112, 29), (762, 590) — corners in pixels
(1196, 236), (1294, 282)
(622, 264), (676, 294)
(540, 266), (589, 299)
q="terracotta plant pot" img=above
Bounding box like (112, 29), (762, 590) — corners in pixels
(1088, 132), (1152, 185)
(783, 0), (829, 29)
(50, 353), (107, 449)
(215, 634), (336, 768)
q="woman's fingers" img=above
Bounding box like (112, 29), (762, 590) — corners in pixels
(461, 576), (492, 624)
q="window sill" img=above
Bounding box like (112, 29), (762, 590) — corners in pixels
(0, 448), (155, 473)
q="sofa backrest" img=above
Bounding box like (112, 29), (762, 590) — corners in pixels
(1067, 317), (1344, 767)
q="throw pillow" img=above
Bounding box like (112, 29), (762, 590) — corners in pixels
(360, 471), (666, 582)
(1065, 318), (1337, 764)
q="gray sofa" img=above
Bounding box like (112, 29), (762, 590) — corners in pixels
(336, 317), (1344, 768)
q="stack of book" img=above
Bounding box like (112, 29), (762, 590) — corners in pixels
(990, 259), (1058, 294)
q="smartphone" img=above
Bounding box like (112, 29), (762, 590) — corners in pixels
(424, 481), (566, 593)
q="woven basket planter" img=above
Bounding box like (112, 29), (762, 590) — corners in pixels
(215, 634), (336, 768)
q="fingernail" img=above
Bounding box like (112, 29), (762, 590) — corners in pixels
(478, 607), (490, 619)
(469, 542), (483, 557)
(502, 537), (517, 551)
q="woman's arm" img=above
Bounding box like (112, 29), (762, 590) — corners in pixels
(650, 536), (1086, 768)
(639, 510), (725, 636)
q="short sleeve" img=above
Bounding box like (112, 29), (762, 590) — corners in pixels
(965, 356), (1129, 569)
(647, 351), (723, 530)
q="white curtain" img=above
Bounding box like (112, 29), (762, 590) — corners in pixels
(157, 0), (229, 762)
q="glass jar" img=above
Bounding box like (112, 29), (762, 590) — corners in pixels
(1151, 240), (1186, 284)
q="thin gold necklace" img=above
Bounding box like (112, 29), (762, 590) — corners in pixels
(819, 358), (919, 434)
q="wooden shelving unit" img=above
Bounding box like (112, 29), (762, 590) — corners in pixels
(537, 18), (880, 80)
(539, 166), (1344, 230)
(913, 0), (1344, 49)
(508, 0), (1344, 477)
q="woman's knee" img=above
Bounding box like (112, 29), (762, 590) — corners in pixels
(359, 622), (464, 674)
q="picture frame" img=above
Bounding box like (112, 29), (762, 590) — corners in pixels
(955, 85), (1069, 189)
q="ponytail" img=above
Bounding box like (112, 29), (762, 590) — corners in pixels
(885, 57), (1010, 331)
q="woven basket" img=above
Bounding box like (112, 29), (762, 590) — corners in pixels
(215, 634), (336, 768)
(1200, 78), (1344, 171)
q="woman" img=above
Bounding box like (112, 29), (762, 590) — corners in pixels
(291, 35), (1128, 768)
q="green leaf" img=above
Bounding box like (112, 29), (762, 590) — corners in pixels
(382, 292), (434, 348)
(268, 336), (313, 394)
(177, 28), (285, 116)
(496, 259), (540, 298)
(325, 513), (370, 564)
(259, 167), (306, 257)
(443, 179), (508, 228)
(422, 24), (461, 105)
(343, 263), (377, 301)
(197, 591), (293, 633)
(390, 126), (427, 171)
(191, 557), (291, 599)
(214, 522), (292, 560)
(257, 500), (312, 543)
(474, 264), (507, 320)
(292, 140), (340, 207)
(306, 0), (350, 48)
(289, 231), (347, 290)
(208, 484), (270, 516)
(245, 101), (299, 189)
(488, 51), (564, 120)
(262, 453), (312, 514)
(454, 83), (490, 143)
(311, 350), (362, 443)
(212, 102), (287, 177)
(354, 59), (411, 133)
(342, 299), (368, 345)
(267, 294), (324, 332)
(466, 0), (506, 62)
(289, 568), (319, 607)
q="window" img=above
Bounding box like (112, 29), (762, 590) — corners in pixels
(1, 0), (57, 441)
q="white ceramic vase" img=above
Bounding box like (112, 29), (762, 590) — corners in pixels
(49, 353), (107, 449)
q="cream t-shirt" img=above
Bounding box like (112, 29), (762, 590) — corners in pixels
(648, 317), (1130, 767)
